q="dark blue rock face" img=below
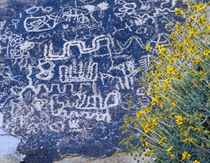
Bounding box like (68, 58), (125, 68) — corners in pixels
(0, 0), (183, 162)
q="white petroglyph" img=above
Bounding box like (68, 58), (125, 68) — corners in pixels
(11, 19), (20, 29)
(63, 35), (112, 57)
(19, 41), (34, 52)
(9, 55), (120, 131)
(24, 5), (91, 32)
(24, 15), (59, 32)
(36, 60), (55, 80)
(0, 21), (6, 31)
(0, 1), (179, 156)
(161, 0), (178, 8)
(80, 0), (96, 4)
(84, 5), (95, 12)
(47, 87), (120, 124)
(44, 35), (112, 60)
(62, 7), (89, 24)
(49, 122), (65, 132)
(25, 6), (53, 14)
(97, 2), (109, 11)
(68, 119), (80, 130)
(108, 60), (136, 90)
(23, 5), (64, 32)
(0, 113), (3, 128)
(59, 60), (98, 83)
(3, 33), (35, 59)
(139, 55), (153, 71)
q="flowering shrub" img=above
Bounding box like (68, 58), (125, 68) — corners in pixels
(119, 1), (209, 163)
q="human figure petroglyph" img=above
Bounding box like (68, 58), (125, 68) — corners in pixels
(62, 6), (89, 24)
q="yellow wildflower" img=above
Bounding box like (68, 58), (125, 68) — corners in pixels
(148, 149), (155, 156)
(171, 102), (177, 108)
(188, 33), (195, 40)
(174, 54), (181, 59)
(167, 146), (175, 159)
(197, 16), (207, 25)
(156, 63), (161, 68)
(182, 138), (190, 143)
(189, 137), (197, 143)
(143, 124), (149, 133)
(182, 151), (191, 160)
(163, 84), (170, 92)
(199, 70), (206, 78)
(182, 54), (188, 59)
(194, 128), (201, 132)
(178, 44), (185, 52)
(199, 78), (205, 82)
(190, 28), (198, 35)
(137, 111), (143, 118)
(155, 71), (163, 79)
(175, 76), (183, 80)
(158, 45), (164, 52)
(192, 61), (198, 65)
(165, 78), (172, 84)
(143, 142), (149, 147)
(203, 50), (209, 56)
(169, 58), (175, 64)
(169, 113), (176, 119)
(167, 146), (173, 155)
(176, 116), (183, 125)
(175, 8), (183, 16)
(189, 45), (197, 55)
(159, 137), (166, 146)
(184, 39), (190, 45)
(146, 45), (153, 51)
(183, 131), (189, 137)
(197, 3), (207, 12)
(182, 137), (197, 143)
(167, 66), (173, 75)
(171, 68), (178, 75)
(151, 99), (157, 106)
(170, 154), (174, 159)
(193, 160), (200, 163)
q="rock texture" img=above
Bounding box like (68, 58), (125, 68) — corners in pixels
(0, 0), (184, 162)
(54, 153), (154, 163)
(0, 152), (154, 163)
(0, 129), (24, 163)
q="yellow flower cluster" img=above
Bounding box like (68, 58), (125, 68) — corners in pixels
(167, 146), (174, 159)
(120, 2), (209, 163)
(182, 151), (191, 160)
(182, 137), (197, 143)
(146, 45), (153, 51)
(176, 116), (183, 125)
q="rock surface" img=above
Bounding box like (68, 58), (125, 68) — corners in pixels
(0, 129), (24, 163)
(54, 153), (154, 163)
(0, 0), (183, 162)
(0, 152), (154, 163)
